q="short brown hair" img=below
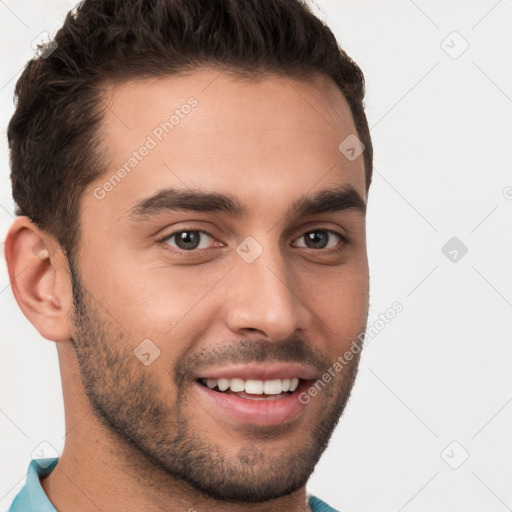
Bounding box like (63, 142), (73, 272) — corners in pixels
(8, 0), (373, 263)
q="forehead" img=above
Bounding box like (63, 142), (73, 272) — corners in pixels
(87, 69), (365, 221)
(101, 68), (356, 132)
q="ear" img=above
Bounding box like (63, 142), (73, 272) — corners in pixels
(4, 217), (74, 342)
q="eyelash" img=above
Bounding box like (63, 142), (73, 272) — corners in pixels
(157, 228), (349, 256)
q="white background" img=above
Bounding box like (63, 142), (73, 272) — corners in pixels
(1, 1), (511, 511)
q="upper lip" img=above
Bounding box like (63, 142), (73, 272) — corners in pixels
(193, 363), (319, 382)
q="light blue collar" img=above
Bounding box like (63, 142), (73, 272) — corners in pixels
(8, 458), (59, 511)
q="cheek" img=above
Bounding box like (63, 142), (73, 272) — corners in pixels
(97, 253), (224, 318)
(100, 264), (228, 357)
(133, 265), (230, 316)
(306, 265), (369, 346)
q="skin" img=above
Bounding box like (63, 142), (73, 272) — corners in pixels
(5, 68), (369, 512)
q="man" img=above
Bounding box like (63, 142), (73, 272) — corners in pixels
(4, 0), (373, 510)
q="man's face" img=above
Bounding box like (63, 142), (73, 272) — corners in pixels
(71, 69), (369, 502)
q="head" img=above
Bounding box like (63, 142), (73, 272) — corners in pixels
(5, 0), (373, 505)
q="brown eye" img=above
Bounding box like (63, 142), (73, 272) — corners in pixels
(163, 230), (215, 251)
(294, 230), (345, 250)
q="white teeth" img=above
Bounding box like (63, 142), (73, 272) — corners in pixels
(245, 379), (264, 394)
(263, 379), (283, 395)
(201, 377), (302, 395)
(229, 378), (245, 392)
(217, 378), (230, 391)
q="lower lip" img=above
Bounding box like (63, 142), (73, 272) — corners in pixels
(193, 381), (309, 426)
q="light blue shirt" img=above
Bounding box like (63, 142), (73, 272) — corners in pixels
(8, 458), (340, 511)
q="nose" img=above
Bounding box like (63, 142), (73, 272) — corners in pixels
(223, 246), (311, 341)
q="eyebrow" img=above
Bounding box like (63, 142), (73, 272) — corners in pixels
(127, 184), (366, 222)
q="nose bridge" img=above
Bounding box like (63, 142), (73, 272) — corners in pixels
(224, 238), (306, 340)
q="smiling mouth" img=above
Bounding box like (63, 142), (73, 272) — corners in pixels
(198, 377), (302, 400)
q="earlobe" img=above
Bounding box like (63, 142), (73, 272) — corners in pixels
(4, 217), (74, 342)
